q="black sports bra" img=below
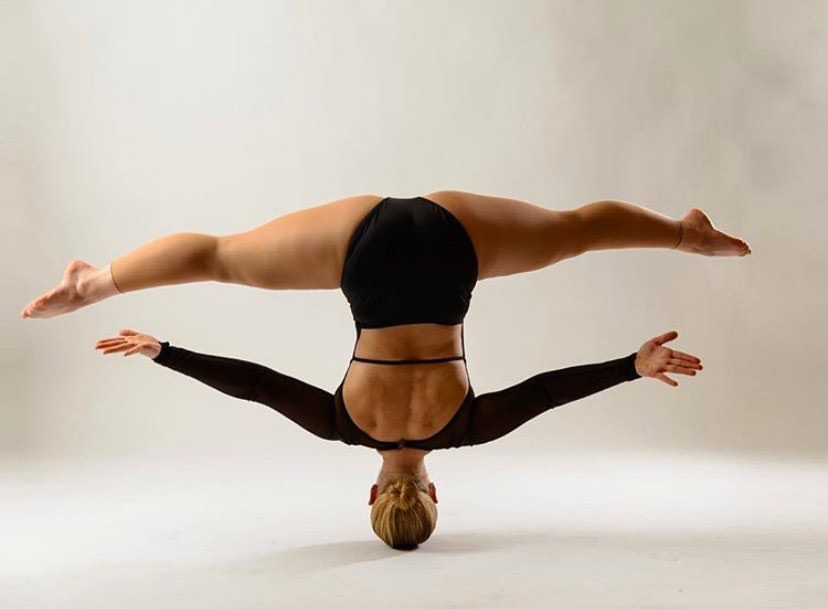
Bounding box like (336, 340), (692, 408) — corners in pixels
(334, 323), (475, 452)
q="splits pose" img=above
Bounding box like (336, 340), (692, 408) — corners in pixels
(21, 190), (751, 550)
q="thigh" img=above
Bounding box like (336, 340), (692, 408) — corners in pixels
(423, 190), (583, 280)
(216, 193), (385, 289)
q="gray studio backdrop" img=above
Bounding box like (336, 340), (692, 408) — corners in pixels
(3, 0), (826, 463)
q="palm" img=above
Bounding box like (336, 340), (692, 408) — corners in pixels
(94, 328), (161, 358)
(635, 330), (703, 387)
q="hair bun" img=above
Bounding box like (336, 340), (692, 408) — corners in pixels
(384, 477), (415, 508)
(370, 475), (438, 551)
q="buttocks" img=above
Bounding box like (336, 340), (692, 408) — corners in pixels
(340, 196), (477, 329)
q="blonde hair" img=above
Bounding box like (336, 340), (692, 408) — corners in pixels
(370, 475), (438, 550)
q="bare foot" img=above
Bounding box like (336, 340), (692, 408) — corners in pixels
(676, 208), (752, 256)
(21, 260), (113, 319)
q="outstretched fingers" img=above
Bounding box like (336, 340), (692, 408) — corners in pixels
(655, 358), (703, 387)
(654, 330), (679, 345)
(665, 363), (698, 375)
(96, 338), (133, 354)
(669, 355), (702, 370)
(655, 372), (678, 386)
(95, 335), (139, 355)
(670, 350), (701, 364)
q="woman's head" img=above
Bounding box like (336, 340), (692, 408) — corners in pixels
(369, 474), (438, 550)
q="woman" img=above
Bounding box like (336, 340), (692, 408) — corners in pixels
(21, 190), (749, 549)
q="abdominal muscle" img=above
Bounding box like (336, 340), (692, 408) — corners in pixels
(342, 323), (470, 442)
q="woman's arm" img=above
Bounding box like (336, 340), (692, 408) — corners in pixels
(464, 352), (640, 446)
(95, 329), (340, 441)
(463, 330), (703, 447)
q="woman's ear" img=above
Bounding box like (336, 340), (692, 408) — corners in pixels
(369, 484), (378, 506)
(428, 482), (438, 504)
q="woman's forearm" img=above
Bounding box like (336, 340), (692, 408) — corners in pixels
(152, 342), (265, 400)
(151, 342), (340, 441)
(464, 352), (641, 447)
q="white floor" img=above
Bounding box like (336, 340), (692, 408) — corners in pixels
(3, 448), (826, 609)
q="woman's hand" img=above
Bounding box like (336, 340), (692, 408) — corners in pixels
(95, 328), (162, 359)
(634, 330), (702, 387)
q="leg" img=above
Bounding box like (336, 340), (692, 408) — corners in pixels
(21, 193), (385, 319)
(423, 191), (751, 282)
(110, 232), (223, 292)
(574, 200), (752, 257)
(573, 199), (683, 251)
(423, 190), (586, 280)
(214, 193), (384, 290)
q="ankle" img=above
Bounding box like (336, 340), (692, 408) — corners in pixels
(675, 223), (703, 254)
(673, 220), (684, 249)
(78, 263), (121, 301)
(105, 261), (123, 295)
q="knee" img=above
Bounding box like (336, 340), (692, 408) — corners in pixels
(545, 209), (587, 264)
(213, 234), (237, 283)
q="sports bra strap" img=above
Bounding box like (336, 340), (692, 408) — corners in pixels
(350, 323), (467, 365)
(351, 354), (465, 365)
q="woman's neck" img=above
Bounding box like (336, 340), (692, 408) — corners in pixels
(376, 448), (429, 489)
